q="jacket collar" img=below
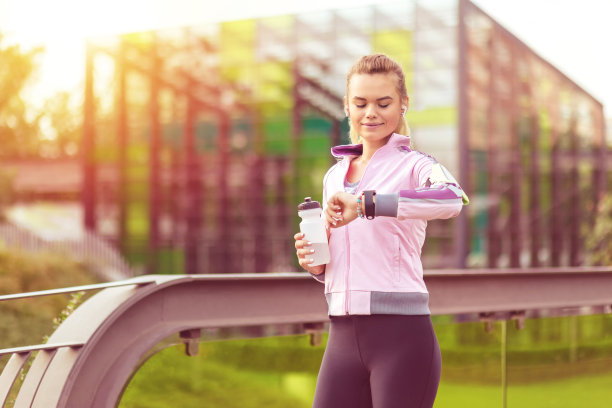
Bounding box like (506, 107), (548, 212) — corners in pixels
(330, 133), (412, 159)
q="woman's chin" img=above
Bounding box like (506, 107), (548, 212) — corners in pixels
(359, 129), (393, 143)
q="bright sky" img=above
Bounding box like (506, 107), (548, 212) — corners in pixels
(1, 0), (611, 119)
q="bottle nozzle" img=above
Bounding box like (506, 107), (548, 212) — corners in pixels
(298, 196), (321, 211)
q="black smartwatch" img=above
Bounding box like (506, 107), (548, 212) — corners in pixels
(363, 190), (376, 220)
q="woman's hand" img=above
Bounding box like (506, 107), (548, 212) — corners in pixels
(294, 232), (326, 275)
(325, 191), (361, 228)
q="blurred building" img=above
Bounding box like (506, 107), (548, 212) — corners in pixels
(80, 0), (606, 274)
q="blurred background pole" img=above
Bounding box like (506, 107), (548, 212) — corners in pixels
(591, 103), (607, 228)
(569, 120), (580, 266)
(184, 88), (201, 275)
(216, 107), (231, 272)
(149, 34), (161, 274)
(509, 45), (521, 268)
(116, 37), (128, 254)
(251, 111), (269, 273)
(291, 59), (303, 248)
(82, 41), (97, 232)
(550, 90), (561, 267)
(456, 0), (469, 269)
(529, 113), (541, 267)
(486, 22), (500, 268)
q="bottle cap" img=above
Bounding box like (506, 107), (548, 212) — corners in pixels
(297, 197), (322, 211)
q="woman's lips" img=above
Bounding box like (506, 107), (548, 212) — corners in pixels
(362, 123), (383, 127)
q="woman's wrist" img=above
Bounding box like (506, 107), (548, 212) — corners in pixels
(356, 193), (365, 218)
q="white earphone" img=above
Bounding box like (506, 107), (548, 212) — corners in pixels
(401, 105), (407, 116)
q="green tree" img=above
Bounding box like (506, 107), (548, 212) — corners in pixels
(40, 91), (82, 157)
(0, 33), (44, 158)
(0, 167), (15, 219)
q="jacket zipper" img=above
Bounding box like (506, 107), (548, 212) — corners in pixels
(342, 145), (388, 315)
(345, 225), (350, 315)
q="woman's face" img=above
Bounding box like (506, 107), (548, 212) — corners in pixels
(345, 73), (406, 145)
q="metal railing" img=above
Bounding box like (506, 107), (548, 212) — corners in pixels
(1, 268), (612, 407)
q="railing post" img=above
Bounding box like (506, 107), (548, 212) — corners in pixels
(82, 41), (97, 232)
(501, 319), (507, 408)
(179, 329), (202, 357)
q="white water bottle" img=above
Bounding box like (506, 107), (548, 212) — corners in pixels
(298, 197), (330, 266)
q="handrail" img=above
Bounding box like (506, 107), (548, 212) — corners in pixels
(0, 343), (84, 357)
(2, 266), (611, 305)
(0, 277), (156, 302)
(1, 269), (611, 407)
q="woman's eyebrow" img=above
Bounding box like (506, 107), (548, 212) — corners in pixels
(352, 96), (393, 101)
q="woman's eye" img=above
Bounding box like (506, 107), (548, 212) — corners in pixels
(379, 104), (390, 108)
(355, 104), (366, 108)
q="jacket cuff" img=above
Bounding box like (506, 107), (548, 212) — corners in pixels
(375, 193), (399, 217)
(310, 271), (325, 283)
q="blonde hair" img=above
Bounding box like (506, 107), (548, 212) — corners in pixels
(345, 54), (409, 144)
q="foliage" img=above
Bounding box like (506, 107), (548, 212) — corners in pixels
(0, 32), (82, 158)
(584, 195), (612, 265)
(0, 248), (97, 349)
(0, 33), (44, 158)
(39, 91), (82, 157)
(0, 168), (16, 218)
(42, 291), (85, 344)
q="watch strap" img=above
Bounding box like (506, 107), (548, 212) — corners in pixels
(363, 190), (376, 220)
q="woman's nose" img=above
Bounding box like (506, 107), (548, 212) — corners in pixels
(365, 105), (377, 117)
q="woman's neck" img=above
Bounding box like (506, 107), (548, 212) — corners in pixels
(359, 134), (392, 163)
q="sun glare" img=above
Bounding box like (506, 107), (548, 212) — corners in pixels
(2, 0), (171, 107)
(7, 0), (161, 43)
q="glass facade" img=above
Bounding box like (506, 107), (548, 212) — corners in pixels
(82, 0), (606, 274)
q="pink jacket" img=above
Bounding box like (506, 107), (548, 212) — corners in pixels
(313, 133), (468, 316)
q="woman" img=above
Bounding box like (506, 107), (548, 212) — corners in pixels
(294, 54), (468, 408)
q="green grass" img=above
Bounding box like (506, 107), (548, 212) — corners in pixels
(119, 331), (612, 408)
(0, 248), (98, 350)
(119, 344), (313, 408)
(435, 372), (612, 408)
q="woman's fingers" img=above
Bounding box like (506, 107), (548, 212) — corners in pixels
(298, 257), (314, 266)
(294, 233), (308, 249)
(324, 200), (344, 226)
(294, 232), (325, 275)
(295, 239), (311, 250)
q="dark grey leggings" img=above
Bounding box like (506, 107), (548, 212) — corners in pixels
(313, 314), (441, 408)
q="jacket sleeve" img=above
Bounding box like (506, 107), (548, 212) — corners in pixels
(375, 159), (469, 221)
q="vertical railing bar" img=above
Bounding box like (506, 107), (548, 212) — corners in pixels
(0, 352), (31, 407)
(20, 348), (58, 403)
